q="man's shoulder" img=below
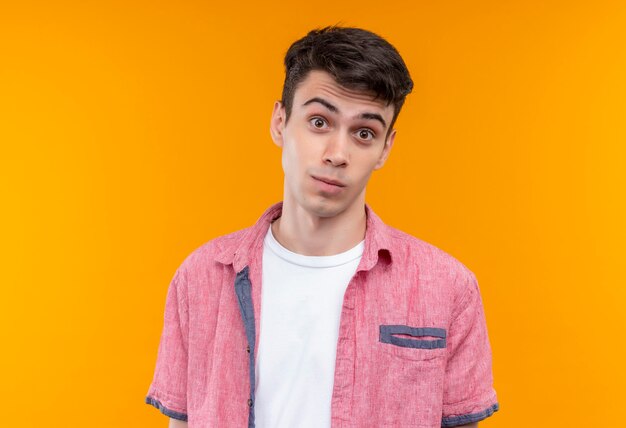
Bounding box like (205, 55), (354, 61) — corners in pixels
(175, 226), (253, 274)
(383, 223), (477, 286)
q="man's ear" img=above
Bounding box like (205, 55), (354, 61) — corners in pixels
(270, 101), (286, 148)
(374, 129), (396, 170)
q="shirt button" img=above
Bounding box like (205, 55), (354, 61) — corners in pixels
(247, 398), (253, 407)
(246, 345), (250, 353)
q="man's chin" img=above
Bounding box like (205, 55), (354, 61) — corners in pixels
(304, 197), (352, 219)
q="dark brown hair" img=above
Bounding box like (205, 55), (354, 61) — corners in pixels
(281, 26), (413, 132)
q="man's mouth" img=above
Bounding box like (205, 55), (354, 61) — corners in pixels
(312, 175), (346, 187)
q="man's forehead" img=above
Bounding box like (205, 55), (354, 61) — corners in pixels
(293, 70), (393, 115)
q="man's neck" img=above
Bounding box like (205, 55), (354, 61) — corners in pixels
(271, 198), (366, 256)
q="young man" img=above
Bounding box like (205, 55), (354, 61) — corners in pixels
(145, 27), (498, 428)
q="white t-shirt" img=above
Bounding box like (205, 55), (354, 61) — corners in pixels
(254, 224), (364, 428)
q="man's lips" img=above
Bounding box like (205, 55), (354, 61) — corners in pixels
(311, 175), (346, 187)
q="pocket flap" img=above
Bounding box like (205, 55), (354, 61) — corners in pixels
(379, 325), (447, 349)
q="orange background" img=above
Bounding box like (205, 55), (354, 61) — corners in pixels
(1, 1), (625, 426)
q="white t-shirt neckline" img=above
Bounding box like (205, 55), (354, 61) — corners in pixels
(265, 223), (365, 268)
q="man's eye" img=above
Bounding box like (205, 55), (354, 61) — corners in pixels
(310, 117), (327, 129)
(357, 129), (374, 140)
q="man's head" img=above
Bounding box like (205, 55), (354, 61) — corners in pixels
(270, 26), (413, 219)
(280, 26), (413, 134)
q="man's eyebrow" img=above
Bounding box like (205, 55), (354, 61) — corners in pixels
(303, 97), (338, 112)
(359, 112), (387, 129)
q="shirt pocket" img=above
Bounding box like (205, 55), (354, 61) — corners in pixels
(379, 324), (447, 362)
(375, 324), (447, 426)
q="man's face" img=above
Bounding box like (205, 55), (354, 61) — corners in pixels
(270, 70), (396, 219)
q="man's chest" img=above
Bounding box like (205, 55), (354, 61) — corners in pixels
(184, 263), (453, 427)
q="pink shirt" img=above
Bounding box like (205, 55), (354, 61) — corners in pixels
(145, 201), (498, 427)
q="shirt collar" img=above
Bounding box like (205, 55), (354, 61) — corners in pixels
(215, 201), (393, 272)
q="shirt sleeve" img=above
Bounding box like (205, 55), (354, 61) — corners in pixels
(145, 268), (189, 421)
(441, 271), (499, 427)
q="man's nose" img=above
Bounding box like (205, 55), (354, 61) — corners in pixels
(323, 132), (349, 167)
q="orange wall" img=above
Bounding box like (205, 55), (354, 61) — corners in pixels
(1, 1), (625, 426)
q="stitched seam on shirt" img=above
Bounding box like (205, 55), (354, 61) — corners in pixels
(449, 273), (476, 328)
(175, 267), (190, 355)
